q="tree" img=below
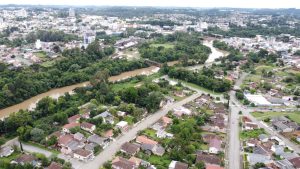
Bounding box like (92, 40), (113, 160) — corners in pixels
(195, 161), (205, 169)
(90, 69), (109, 87)
(30, 128), (45, 143)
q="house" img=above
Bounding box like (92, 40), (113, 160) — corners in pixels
(68, 114), (81, 123)
(74, 132), (85, 142)
(47, 162), (63, 169)
(156, 130), (174, 139)
(196, 153), (221, 165)
(112, 156), (137, 169)
(73, 148), (94, 161)
(259, 134), (269, 142)
(246, 139), (259, 147)
(104, 129), (114, 138)
(202, 134), (221, 143)
(58, 134), (74, 147)
(136, 135), (158, 145)
(272, 121), (294, 133)
(88, 134), (109, 148)
(209, 138), (222, 154)
(274, 159), (294, 169)
(62, 123), (80, 133)
(173, 106), (192, 117)
(116, 121), (129, 132)
(244, 122), (259, 130)
(289, 157), (300, 169)
(140, 143), (165, 156)
(95, 111), (114, 124)
(13, 154), (39, 166)
(128, 157), (142, 167)
(117, 111), (127, 117)
(247, 153), (272, 165)
(271, 145), (284, 155)
(84, 142), (97, 152)
(0, 146), (14, 157)
(161, 116), (173, 127)
(168, 161), (188, 169)
(81, 122), (96, 133)
(205, 164), (224, 169)
(120, 142), (140, 156)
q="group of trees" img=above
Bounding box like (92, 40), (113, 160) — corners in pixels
(0, 40), (148, 109)
(165, 66), (232, 92)
(26, 30), (79, 43)
(207, 23), (300, 38)
(139, 32), (211, 63)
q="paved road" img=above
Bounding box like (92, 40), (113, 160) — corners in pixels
(228, 92), (241, 169)
(74, 91), (204, 169)
(3, 138), (53, 158)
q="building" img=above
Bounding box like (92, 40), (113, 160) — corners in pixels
(116, 121), (129, 132)
(88, 134), (109, 148)
(69, 8), (75, 17)
(112, 156), (137, 169)
(73, 148), (94, 161)
(80, 122), (96, 133)
(120, 142), (140, 156)
(0, 146), (14, 157)
(169, 161), (188, 169)
(46, 162), (63, 169)
(209, 138), (222, 154)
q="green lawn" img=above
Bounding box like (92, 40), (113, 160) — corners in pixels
(251, 111), (300, 124)
(177, 80), (222, 95)
(240, 128), (265, 140)
(142, 129), (157, 139)
(255, 65), (274, 74)
(34, 51), (47, 58)
(0, 151), (21, 163)
(150, 43), (175, 49)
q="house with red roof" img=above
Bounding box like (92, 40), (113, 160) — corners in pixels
(80, 122), (96, 133)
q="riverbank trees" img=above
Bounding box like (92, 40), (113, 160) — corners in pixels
(0, 41), (147, 109)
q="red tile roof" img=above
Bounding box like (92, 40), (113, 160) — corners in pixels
(63, 122), (80, 130)
(206, 164), (224, 169)
(136, 135), (158, 145)
(81, 122), (95, 129)
(58, 134), (74, 145)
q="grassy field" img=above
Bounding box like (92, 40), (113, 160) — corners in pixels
(150, 43), (175, 49)
(251, 111), (300, 124)
(255, 65), (274, 74)
(34, 51), (47, 58)
(180, 80), (223, 95)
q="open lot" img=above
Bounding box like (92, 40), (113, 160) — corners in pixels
(251, 111), (300, 124)
(150, 43), (175, 49)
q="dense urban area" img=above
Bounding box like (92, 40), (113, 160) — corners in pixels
(0, 5), (300, 169)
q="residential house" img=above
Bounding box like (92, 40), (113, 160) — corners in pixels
(95, 111), (115, 124)
(136, 135), (158, 145)
(73, 148), (94, 161)
(0, 146), (14, 157)
(247, 153), (272, 165)
(112, 156), (137, 169)
(168, 161), (188, 169)
(128, 157), (142, 167)
(74, 132), (85, 142)
(68, 114), (81, 123)
(210, 114), (226, 133)
(259, 134), (269, 143)
(246, 139), (259, 147)
(116, 121), (129, 132)
(244, 122), (259, 130)
(117, 111), (127, 117)
(47, 162), (63, 169)
(13, 154), (39, 166)
(120, 142), (140, 156)
(88, 134), (109, 148)
(173, 106), (192, 117)
(289, 157), (300, 169)
(62, 123), (80, 133)
(205, 164), (224, 169)
(104, 129), (114, 139)
(140, 143), (165, 156)
(209, 138), (222, 154)
(274, 159), (294, 169)
(196, 152), (221, 165)
(156, 130), (174, 139)
(81, 122), (96, 133)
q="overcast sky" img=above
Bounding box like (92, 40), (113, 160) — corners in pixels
(0, 0), (300, 9)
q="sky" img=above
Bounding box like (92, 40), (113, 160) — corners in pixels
(0, 0), (300, 9)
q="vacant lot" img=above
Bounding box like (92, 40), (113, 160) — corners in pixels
(251, 111), (300, 124)
(150, 43), (175, 49)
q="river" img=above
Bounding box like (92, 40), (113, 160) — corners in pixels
(0, 61), (180, 119)
(188, 40), (229, 70)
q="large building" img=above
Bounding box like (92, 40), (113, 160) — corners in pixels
(69, 8), (75, 17)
